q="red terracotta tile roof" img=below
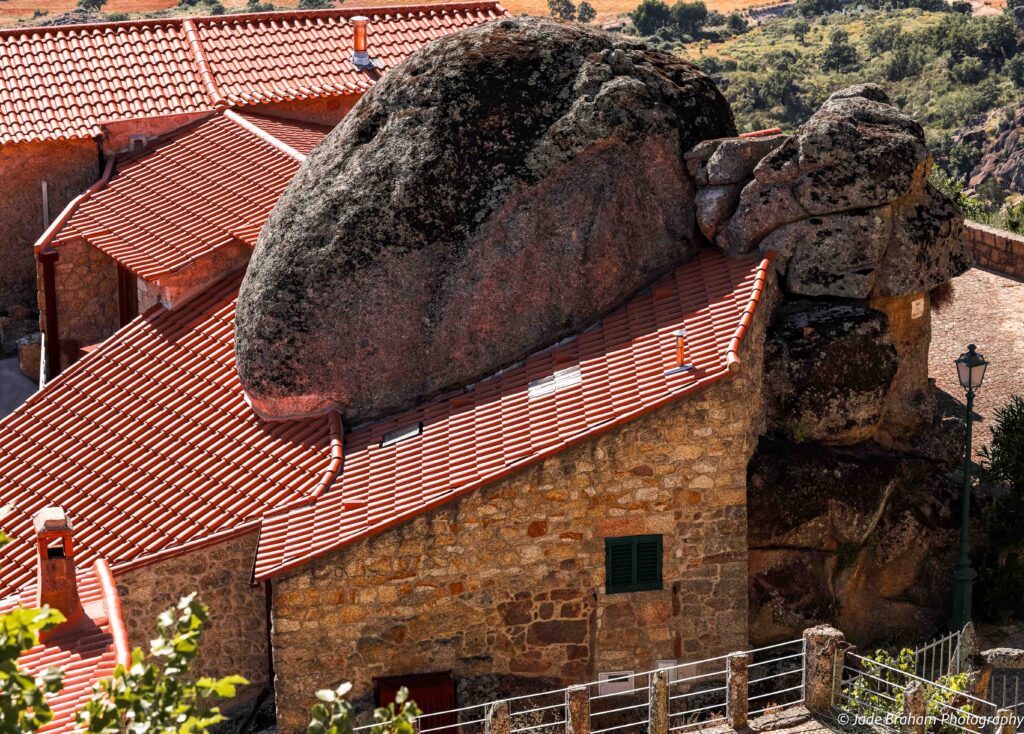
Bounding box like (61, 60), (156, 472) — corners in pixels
(0, 2), (504, 146)
(252, 249), (773, 580)
(48, 112), (329, 282)
(0, 559), (129, 733)
(0, 21), (209, 146)
(0, 273), (336, 596)
(193, 4), (506, 106)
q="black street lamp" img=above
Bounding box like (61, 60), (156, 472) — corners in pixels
(952, 343), (989, 631)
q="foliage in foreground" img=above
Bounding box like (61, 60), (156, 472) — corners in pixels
(77, 594), (246, 733)
(978, 396), (1024, 623)
(308, 682), (421, 734)
(842, 648), (975, 733)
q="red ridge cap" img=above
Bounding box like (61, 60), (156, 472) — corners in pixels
(92, 558), (130, 667)
(313, 411), (345, 497)
(183, 18), (225, 109)
(726, 252), (774, 371)
(224, 109), (305, 161)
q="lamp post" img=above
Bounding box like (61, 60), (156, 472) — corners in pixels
(952, 343), (989, 631)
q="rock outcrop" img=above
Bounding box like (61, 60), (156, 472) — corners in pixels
(690, 84), (972, 297)
(236, 17), (734, 421)
(763, 299), (899, 444)
(748, 438), (960, 644)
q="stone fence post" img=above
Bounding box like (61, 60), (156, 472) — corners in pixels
(727, 652), (750, 728)
(803, 625), (846, 714)
(649, 670), (668, 734)
(903, 681), (926, 734)
(566, 685), (590, 734)
(487, 701), (510, 734)
(996, 707), (1015, 734)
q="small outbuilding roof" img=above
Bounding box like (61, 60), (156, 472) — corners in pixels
(45, 112), (330, 281)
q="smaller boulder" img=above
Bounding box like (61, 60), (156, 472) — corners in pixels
(764, 298), (899, 444)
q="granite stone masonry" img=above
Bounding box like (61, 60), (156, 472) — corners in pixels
(964, 221), (1024, 280)
(268, 276), (775, 733)
(116, 532), (269, 710)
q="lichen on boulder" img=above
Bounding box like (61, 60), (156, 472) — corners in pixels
(235, 17), (735, 421)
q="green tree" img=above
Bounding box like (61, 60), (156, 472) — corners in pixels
(577, 1), (597, 22)
(77, 595), (246, 733)
(885, 42), (925, 81)
(726, 11), (749, 32)
(629, 0), (672, 34)
(77, 0), (107, 10)
(298, 0), (331, 6)
(820, 28), (859, 72)
(792, 18), (810, 42)
(548, 0), (577, 20)
(1009, 55), (1024, 86)
(670, 0), (709, 36)
(308, 683), (421, 734)
(951, 55), (986, 84)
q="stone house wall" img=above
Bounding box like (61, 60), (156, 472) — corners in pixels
(0, 139), (100, 319)
(964, 220), (1024, 280)
(36, 238), (120, 368)
(115, 531), (270, 709)
(268, 272), (775, 733)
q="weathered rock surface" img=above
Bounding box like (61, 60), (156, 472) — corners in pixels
(690, 84), (971, 297)
(748, 438), (959, 645)
(236, 17), (735, 420)
(763, 298), (899, 445)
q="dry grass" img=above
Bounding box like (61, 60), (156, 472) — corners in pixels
(0, 0), (779, 29)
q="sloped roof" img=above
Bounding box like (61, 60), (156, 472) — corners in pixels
(0, 2), (505, 146)
(48, 112), (329, 281)
(0, 273), (337, 596)
(254, 249), (772, 579)
(0, 248), (769, 594)
(193, 4), (506, 106)
(0, 559), (129, 733)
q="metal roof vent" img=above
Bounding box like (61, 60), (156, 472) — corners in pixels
(528, 366), (582, 400)
(352, 16), (372, 69)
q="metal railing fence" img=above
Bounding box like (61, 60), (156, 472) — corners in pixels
(353, 639), (808, 734)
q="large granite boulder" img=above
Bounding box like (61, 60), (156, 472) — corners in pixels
(236, 17), (734, 420)
(748, 438), (959, 645)
(763, 298), (899, 444)
(689, 84), (972, 297)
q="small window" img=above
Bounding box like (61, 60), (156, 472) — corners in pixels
(605, 535), (663, 594)
(128, 134), (147, 153)
(380, 421), (422, 448)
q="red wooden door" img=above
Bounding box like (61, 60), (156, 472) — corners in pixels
(375, 671), (456, 733)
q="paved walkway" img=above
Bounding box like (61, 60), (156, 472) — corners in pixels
(929, 267), (1024, 458)
(0, 356), (34, 419)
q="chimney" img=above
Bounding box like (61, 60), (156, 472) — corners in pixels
(34, 507), (83, 631)
(352, 16), (371, 69)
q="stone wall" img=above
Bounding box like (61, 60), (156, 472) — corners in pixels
(0, 139), (100, 319)
(115, 531), (270, 709)
(37, 238), (120, 369)
(245, 96), (358, 128)
(964, 221), (1024, 280)
(268, 272), (775, 733)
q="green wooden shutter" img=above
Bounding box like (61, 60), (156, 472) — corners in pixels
(605, 535), (663, 594)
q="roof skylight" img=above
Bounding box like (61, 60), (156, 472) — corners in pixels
(528, 366), (582, 399)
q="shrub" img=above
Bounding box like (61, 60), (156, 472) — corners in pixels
(578, 1), (597, 22)
(77, 0), (107, 10)
(950, 56), (986, 83)
(308, 683), (420, 734)
(629, 0), (672, 34)
(548, 0), (577, 19)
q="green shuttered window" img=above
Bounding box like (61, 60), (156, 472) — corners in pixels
(604, 535), (663, 594)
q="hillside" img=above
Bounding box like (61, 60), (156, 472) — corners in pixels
(689, 6), (1021, 170)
